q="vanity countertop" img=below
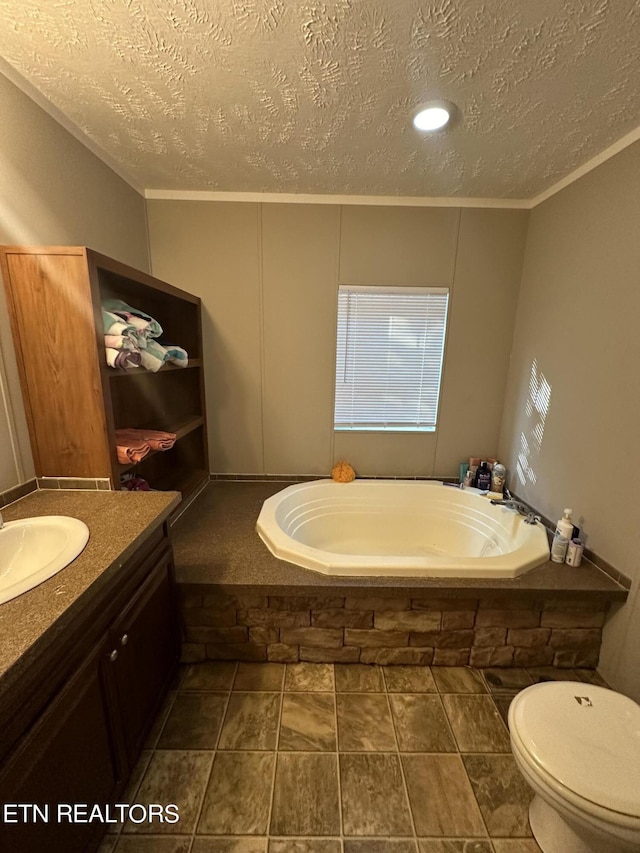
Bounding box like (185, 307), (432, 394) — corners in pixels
(0, 488), (180, 694)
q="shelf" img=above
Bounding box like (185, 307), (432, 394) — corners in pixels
(1, 246), (208, 491)
(117, 416), (204, 473)
(108, 359), (202, 378)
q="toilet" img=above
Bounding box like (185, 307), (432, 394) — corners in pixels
(508, 681), (640, 853)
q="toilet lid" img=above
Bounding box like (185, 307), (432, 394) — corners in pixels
(511, 682), (640, 818)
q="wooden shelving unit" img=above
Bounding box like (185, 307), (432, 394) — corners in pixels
(0, 246), (209, 502)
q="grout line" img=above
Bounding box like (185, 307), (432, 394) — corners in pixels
(452, 671), (496, 846)
(331, 664), (344, 843)
(383, 666), (419, 848)
(108, 748), (155, 841)
(436, 690), (462, 752)
(183, 749), (215, 842)
(434, 670), (495, 846)
(264, 664), (285, 840)
(188, 661), (237, 842)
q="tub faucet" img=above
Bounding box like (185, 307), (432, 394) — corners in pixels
(490, 498), (540, 525)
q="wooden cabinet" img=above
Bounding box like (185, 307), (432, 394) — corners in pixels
(0, 246), (208, 501)
(108, 548), (178, 766)
(0, 531), (179, 853)
(0, 638), (119, 853)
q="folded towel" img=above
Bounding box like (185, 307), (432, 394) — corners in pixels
(139, 339), (167, 373)
(105, 348), (142, 369)
(102, 309), (135, 336)
(102, 301), (189, 373)
(116, 440), (150, 465)
(104, 334), (139, 351)
(114, 350), (142, 369)
(105, 334), (125, 350)
(102, 308), (148, 364)
(164, 345), (189, 367)
(105, 347), (119, 369)
(116, 428), (177, 451)
(138, 341), (189, 372)
(102, 299), (163, 339)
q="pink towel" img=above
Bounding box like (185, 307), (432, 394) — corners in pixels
(116, 440), (150, 465)
(116, 428), (177, 451)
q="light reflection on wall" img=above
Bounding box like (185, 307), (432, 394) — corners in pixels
(516, 358), (551, 487)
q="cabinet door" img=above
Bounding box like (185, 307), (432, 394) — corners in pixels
(0, 638), (119, 853)
(109, 548), (179, 765)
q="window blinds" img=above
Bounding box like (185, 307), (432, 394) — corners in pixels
(334, 285), (449, 431)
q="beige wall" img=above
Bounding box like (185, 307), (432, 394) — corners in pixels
(148, 200), (528, 478)
(498, 141), (640, 699)
(0, 72), (149, 493)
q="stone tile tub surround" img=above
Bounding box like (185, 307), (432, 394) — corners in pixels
(179, 589), (612, 668)
(171, 481), (627, 670)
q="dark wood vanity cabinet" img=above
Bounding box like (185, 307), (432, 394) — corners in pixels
(108, 547), (178, 767)
(0, 528), (180, 853)
(0, 638), (119, 852)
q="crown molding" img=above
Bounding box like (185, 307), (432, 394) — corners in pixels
(143, 189), (531, 208)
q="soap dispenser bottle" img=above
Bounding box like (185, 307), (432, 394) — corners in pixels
(555, 508), (574, 541)
(551, 508), (573, 564)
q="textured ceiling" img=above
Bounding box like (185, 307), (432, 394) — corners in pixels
(0, 0), (639, 198)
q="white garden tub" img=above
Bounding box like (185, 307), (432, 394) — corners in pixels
(256, 479), (550, 578)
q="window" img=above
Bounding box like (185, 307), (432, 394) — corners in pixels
(334, 285), (449, 432)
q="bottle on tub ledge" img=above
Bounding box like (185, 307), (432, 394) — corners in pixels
(490, 462), (507, 495)
(474, 461), (492, 491)
(551, 508), (574, 563)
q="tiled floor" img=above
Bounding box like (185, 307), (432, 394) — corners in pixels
(99, 663), (606, 853)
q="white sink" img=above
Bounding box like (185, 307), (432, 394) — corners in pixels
(0, 516), (90, 605)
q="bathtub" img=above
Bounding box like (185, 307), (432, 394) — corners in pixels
(256, 479), (550, 578)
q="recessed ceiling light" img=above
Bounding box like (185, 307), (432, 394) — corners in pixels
(412, 101), (457, 132)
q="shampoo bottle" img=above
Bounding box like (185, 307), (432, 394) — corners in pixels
(491, 462), (507, 495)
(475, 461), (492, 491)
(551, 533), (569, 563)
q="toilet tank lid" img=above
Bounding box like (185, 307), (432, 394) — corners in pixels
(510, 682), (640, 818)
